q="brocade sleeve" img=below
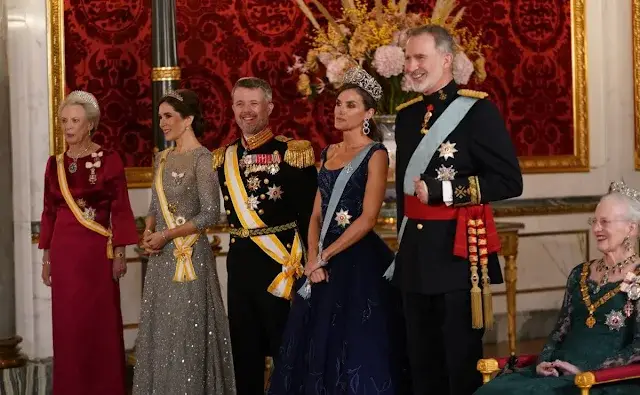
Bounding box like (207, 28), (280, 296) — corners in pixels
(191, 151), (221, 231)
(537, 264), (582, 363)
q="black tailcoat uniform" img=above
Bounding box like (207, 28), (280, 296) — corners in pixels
(214, 131), (317, 395)
(393, 81), (523, 395)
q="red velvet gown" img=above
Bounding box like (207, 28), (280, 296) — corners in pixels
(38, 149), (139, 395)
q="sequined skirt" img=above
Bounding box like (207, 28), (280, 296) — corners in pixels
(132, 235), (236, 394)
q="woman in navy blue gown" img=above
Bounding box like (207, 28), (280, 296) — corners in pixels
(268, 67), (410, 395)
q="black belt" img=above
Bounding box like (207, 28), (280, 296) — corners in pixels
(228, 221), (297, 238)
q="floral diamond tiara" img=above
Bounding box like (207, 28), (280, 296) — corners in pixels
(342, 67), (383, 102)
(609, 181), (640, 203)
(68, 90), (99, 111)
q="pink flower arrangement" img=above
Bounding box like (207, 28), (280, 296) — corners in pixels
(372, 45), (405, 78)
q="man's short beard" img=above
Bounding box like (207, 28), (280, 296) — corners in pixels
(240, 119), (267, 136)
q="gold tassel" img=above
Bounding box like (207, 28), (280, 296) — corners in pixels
(284, 140), (315, 168)
(212, 146), (225, 169)
(107, 235), (114, 259)
(468, 219), (483, 329)
(481, 263), (493, 329)
(471, 266), (483, 329)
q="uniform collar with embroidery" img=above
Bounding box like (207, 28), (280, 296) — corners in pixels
(242, 127), (274, 151)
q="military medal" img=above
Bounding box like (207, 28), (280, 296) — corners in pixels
(82, 206), (96, 221)
(267, 185), (283, 201)
(586, 312), (596, 328)
(420, 104), (434, 135)
(438, 141), (458, 160)
(247, 176), (261, 191)
(246, 195), (260, 211)
(624, 300), (634, 317)
(605, 310), (625, 331)
(436, 164), (457, 181)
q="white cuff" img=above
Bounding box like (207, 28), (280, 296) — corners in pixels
(443, 181), (453, 206)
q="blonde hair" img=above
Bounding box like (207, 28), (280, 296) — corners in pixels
(58, 90), (101, 130)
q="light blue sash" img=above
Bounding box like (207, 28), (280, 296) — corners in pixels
(383, 96), (478, 280)
(298, 143), (376, 299)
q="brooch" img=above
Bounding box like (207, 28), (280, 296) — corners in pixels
(621, 272), (640, 317)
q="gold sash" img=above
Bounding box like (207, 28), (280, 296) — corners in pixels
(55, 154), (114, 259)
(155, 149), (199, 282)
(224, 145), (303, 300)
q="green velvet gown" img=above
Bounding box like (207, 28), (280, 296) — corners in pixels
(474, 262), (640, 395)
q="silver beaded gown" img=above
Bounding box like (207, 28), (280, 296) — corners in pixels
(133, 147), (236, 394)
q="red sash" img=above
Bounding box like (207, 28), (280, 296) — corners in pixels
(404, 195), (501, 257)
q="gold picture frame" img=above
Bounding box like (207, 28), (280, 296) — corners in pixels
(47, 0), (589, 183)
(518, 0), (589, 173)
(633, 0), (640, 170)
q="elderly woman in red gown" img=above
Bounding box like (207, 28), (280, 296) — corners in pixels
(38, 90), (139, 395)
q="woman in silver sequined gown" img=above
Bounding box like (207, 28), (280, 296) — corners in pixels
(133, 89), (236, 394)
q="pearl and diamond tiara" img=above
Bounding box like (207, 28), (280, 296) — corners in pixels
(342, 67), (383, 102)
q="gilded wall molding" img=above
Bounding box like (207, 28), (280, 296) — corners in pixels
(519, 0), (589, 173)
(633, 0), (640, 170)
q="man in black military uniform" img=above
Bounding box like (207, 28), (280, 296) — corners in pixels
(389, 26), (523, 395)
(213, 77), (317, 394)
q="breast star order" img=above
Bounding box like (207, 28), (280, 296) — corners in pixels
(247, 176), (261, 191)
(438, 141), (458, 160)
(82, 207), (96, 221)
(267, 185), (284, 201)
(436, 164), (457, 181)
(335, 209), (352, 227)
(605, 310), (626, 331)
(246, 195), (260, 211)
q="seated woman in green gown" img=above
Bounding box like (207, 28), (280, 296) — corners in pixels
(475, 181), (640, 395)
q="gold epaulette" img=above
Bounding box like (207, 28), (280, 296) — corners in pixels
(284, 139), (315, 168)
(458, 89), (489, 99)
(211, 146), (226, 170)
(395, 96), (423, 111)
(275, 135), (292, 142)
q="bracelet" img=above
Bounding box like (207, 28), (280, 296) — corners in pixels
(317, 252), (328, 267)
(161, 230), (168, 241)
(143, 229), (152, 235)
(42, 261), (51, 266)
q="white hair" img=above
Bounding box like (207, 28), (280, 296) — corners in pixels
(58, 91), (101, 130)
(602, 192), (640, 223)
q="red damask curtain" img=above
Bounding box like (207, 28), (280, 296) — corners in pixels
(63, 0), (573, 168)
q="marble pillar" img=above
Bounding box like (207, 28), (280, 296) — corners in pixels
(0, 0), (25, 369)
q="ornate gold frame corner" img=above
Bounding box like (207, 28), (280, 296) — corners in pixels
(47, 0), (153, 188)
(519, 0), (589, 173)
(633, 0), (640, 170)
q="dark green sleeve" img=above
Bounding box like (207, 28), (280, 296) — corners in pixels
(537, 264), (582, 363)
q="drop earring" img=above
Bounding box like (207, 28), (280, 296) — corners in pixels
(363, 118), (370, 135)
(623, 235), (633, 251)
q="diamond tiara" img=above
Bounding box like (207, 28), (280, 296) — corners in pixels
(68, 90), (99, 111)
(342, 67), (383, 102)
(609, 181), (640, 203)
(163, 89), (184, 102)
